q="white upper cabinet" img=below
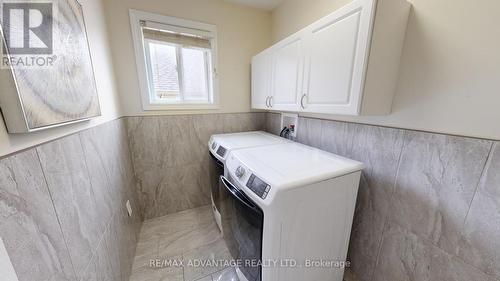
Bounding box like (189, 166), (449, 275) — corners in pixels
(251, 51), (271, 110)
(302, 1), (372, 114)
(251, 0), (411, 115)
(269, 36), (303, 112)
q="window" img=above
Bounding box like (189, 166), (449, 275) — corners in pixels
(130, 10), (218, 110)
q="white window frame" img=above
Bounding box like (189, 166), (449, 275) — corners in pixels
(129, 9), (219, 111)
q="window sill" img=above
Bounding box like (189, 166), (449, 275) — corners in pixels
(142, 103), (220, 111)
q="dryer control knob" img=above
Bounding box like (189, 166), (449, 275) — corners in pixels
(235, 166), (246, 178)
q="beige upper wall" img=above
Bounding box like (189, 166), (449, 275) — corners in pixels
(2, 0), (497, 157)
(272, 0), (351, 42)
(271, 0), (500, 140)
(103, 0), (272, 116)
(0, 0), (121, 157)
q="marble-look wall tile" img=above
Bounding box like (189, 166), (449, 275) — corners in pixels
(291, 117), (406, 281)
(116, 210), (137, 281)
(265, 112), (282, 135)
(344, 124), (405, 269)
(193, 114), (225, 153)
(126, 116), (163, 179)
(127, 115), (206, 217)
(126, 113), (265, 219)
(296, 117), (322, 147)
(0, 149), (76, 281)
(80, 120), (142, 248)
(104, 120), (142, 235)
(319, 119), (350, 156)
(157, 115), (207, 168)
(36, 134), (102, 277)
(0, 119), (141, 281)
(143, 162), (211, 219)
(81, 119), (141, 281)
(373, 222), (496, 281)
(79, 126), (116, 230)
(265, 113), (500, 281)
(390, 131), (491, 254)
(222, 112), (266, 133)
(459, 142), (500, 277)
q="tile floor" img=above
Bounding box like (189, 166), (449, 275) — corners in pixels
(130, 204), (354, 281)
(129, 205), (239, 281)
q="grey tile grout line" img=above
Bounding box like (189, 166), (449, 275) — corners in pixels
(450, 141), (497, 275)
(78, 125), (116, 209)
(368, 129), (407, 281)
(79, 215), (116, 281)
(287, 114), (500, 143)
(34, 146), (79, 281)
(36, 127), (128, 281)
(76, 130), (111, 279)
(77, 131), (124, 281)
(460, 141), (495, 232)
(122, 118), (144, 220)
(103, 212), (121, 281)
(4, 111), (497, 161)
(365, 135), (500, 281)
(123, 117), (142, 191)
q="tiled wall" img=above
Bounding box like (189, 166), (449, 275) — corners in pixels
(3, 111), (497, 281)
(126, 112), (266, 220)
(266, 112), (500, 281)
(0, 119), (142, 281)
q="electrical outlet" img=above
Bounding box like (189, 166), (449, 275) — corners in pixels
(0, 238), (19, 281)
(126, 200), (133, 217)
(280, 113), (299, 139)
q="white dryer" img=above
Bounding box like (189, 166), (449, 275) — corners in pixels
(221, 142), (364, 281)
(208, 131), (290, 231)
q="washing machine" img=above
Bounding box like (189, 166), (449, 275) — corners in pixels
(221, 142), (364, 281)
(208, 131), (290, 232)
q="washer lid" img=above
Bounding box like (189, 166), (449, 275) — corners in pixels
(231, 142), (364, 189)
(210, 131), (288, 149)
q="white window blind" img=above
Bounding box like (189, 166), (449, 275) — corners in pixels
(130, 12), (218, 110)
(142, 27), (212, 49)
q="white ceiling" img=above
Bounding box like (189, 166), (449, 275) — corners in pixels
(224, 0), (284, 11)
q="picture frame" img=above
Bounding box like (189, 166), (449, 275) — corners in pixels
(0, 0), (100, 133)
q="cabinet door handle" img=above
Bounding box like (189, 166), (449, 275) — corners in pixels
(300, 94), (307, 109)
(269, 96), (274, 108)
(265, 96), (270, 107)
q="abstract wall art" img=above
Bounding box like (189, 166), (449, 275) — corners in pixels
(0, 0), (100, 133)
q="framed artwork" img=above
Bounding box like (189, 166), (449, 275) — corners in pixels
(0, 0), (100, 133)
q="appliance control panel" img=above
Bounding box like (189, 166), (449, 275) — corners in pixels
(216, 146), (227, 157)
(235, 166), (246, 178)
(246, 174), (271, 199)
(226, 153), (271, 202)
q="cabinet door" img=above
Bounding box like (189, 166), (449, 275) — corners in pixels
(302, 0), (374, 115)
(251, 51), (271, 110)
(270, 36), (303, 112)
